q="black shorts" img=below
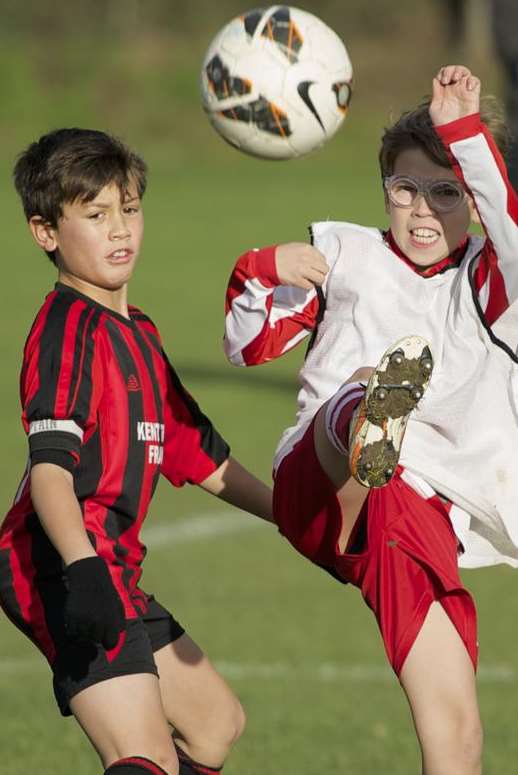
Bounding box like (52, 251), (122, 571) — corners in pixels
(53, 594), (184, 716)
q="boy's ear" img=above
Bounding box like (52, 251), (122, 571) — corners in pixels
(29, 216), (58, 252)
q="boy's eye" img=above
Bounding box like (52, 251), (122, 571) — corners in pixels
(432, 183), (461, 200)
(88, 211), (105, 220)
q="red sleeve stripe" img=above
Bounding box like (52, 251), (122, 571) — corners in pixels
(225, 247), (279, 312)
(436, 116), (518, 321)
(66, 305), (98, 417)
(25, 294), (102, 429)
(53, 298), (84, 417)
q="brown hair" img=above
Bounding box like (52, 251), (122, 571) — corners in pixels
(379, 96), (510, 178)
(14, 128), (147, 263)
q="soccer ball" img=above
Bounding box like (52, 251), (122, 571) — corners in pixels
(200, 6), (353, 160)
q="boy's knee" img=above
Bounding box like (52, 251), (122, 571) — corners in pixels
(208, 694), (246, 750)
(455, 714), (484, 768)
(425, 711), (483, 772)
(231, 696), (246, 743)
(179, 695), (246, 766)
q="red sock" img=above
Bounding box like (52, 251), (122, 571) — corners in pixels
(324, 381), (365, 455)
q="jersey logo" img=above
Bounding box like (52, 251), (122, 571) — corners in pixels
(127, 373), (141, 392)
(297, 81), (325, 131)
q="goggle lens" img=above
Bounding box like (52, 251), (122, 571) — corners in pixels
(384, 176), (464, 213)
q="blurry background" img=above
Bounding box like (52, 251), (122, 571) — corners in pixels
(1, 1), (518, 773)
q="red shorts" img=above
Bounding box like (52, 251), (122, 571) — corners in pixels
(273, 420), (478, 675)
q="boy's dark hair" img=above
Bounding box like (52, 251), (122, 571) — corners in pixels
(13, 128), (147, 264)
(379, 96), (510, 178)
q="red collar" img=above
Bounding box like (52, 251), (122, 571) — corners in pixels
(384, 230), (468, 277)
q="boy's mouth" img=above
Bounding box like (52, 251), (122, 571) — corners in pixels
(409, 227), (440, 247)
(107, 248), (133, 262)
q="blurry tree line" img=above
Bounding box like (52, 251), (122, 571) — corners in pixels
(0, 0), (509, 157)
(0, 0), (453, 42)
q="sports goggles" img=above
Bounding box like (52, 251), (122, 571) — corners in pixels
(383, 175), (466, 213)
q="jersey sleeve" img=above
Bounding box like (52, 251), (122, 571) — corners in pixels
(435, 114), (518, 324)
(224, 245), (320, 366)
(160, 355), (230, 487)
(21, 293), (104, 473)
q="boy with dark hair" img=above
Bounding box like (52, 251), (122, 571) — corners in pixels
(224, 65), (518, 773)
(0, 127), (272, 775)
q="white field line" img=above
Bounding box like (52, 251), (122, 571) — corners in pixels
(0, 657), (515, 684)
(1, 515), (516, 683)
(141, 511), (267, 549)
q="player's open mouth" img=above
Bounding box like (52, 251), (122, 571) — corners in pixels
(107, 249), (133, 262)
(409, 228), (440, 247)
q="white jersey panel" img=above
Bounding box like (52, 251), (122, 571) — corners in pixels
(274, 221), (518, 568)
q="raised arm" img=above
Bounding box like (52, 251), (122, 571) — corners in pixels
(431, 64), (518, 323)
(224, 243), (328, 366)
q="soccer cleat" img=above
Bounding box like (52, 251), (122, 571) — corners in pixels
(348, 336), (434, 488)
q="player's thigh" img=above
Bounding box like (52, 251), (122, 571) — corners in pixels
(70, 673), (177, 771)
(399, 601), (481, 742)
(155, 633), (245, 743)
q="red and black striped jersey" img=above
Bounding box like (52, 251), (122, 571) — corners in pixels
(0, 283), (229, 616)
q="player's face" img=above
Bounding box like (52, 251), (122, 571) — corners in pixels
(386, 147), (478, 267)
(48, 182), (143, 294)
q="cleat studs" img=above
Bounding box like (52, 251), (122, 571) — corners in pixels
(375, 387), (388, 401)
(411, 387), (422, 400)
(385, 467), (394, 478)
(389, 349), (404, 365)
(420, 357), (433, 373)
(365, 462), (373, 471)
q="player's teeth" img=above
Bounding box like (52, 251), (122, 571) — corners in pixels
(411, 228), (438, 244)
(112, 250), (126, 257)
(412, 228), (437, 238)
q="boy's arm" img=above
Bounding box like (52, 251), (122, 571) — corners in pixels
(199, 456), (273, 523)
(431, 65), (518, 323)
(30, 463), (125, 648)
(224, 243), (328, 366)
(30, 464), (96, 564)
(160, 354), (273, 521)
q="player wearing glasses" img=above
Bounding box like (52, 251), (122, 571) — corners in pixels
(224, 65), (518, 773)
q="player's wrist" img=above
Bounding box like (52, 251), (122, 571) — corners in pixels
(65, 555), (104, 572)
(63, 547), (98, 567)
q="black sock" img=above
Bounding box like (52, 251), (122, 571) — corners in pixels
(175, 744), (222, 774)
(105, 756), (168, 775)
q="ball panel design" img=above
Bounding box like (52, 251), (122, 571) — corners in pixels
(200, 5), (353, 160)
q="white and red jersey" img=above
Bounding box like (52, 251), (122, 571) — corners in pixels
(224, 114), (518, 569)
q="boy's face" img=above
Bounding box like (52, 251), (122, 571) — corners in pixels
(386, 147), (478, 267)
(31, 181), (144, 293)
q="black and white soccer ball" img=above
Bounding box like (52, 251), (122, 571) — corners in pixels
(200, 6), (353, 160)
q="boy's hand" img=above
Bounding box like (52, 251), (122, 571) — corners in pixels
(430, 65), (480, 126)
(275, 243), (329, 289)
(65, 556), (126, 650)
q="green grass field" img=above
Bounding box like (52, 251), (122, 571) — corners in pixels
(1, 12), (517, 773)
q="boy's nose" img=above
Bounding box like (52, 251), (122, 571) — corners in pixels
(109, 214), (131, 239)
(412, 193), (434, 216)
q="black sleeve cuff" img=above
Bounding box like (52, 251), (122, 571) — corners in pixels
(29, 430), (81, 457)
(30, 449), (77, 474)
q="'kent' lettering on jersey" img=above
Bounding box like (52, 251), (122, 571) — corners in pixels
(136, 422), (165, 465)
(137, 422), (165, 443)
